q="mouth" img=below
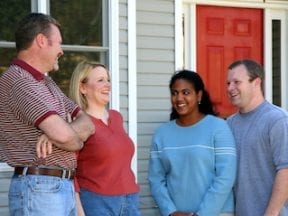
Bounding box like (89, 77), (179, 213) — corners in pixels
(177, 103), (185, 107)
(229, 90), (238, 97)
(101, 91), (110, 96)
(175, 103), (186, 109)
(57, 52), (62, 58)
(229, 92), (240, 102)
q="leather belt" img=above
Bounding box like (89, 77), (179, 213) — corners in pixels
(14, 167), (75, 180)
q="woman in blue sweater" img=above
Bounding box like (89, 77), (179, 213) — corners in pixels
(148, 70), (236, 216)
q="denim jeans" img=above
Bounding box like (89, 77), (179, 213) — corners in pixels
(80, 188), (141, 216)
(9, 174), (76, 216)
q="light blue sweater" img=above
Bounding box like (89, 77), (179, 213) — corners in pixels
(148, 115), (236, 216)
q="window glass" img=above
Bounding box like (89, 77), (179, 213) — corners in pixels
(0, 0), (107, 95)
(50, 0), (103, 46)
(0, 0), (30, 75)
(49, 0), (105, 95)
(272, 19), (281, 106)
(0, 49), (17, 75)
(50, 51), (102, 95)
(0, 1), (31, 42)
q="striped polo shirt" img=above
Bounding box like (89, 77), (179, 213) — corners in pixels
(0, 59), (80, 169)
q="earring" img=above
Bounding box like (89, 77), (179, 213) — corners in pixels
(198, 101), (201, 105)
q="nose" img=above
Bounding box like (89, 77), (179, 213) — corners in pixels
(60, 48), (64, 56)
(58, 45), (64, 56)
(175, 93), (184, 100)
(105, 80), (111, 89)
(227, 82), (236, 93)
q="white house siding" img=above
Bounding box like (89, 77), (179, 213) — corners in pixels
(119, 0), (130, 124)
(136, 0), (175, 215)
(0, 170), (12, 216)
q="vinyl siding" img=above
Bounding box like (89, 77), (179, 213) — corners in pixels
(119, 0), (129, 120)
(136, 0), (175, 215)
(0, 170), (12, 216)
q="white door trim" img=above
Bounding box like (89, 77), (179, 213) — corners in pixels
(264, 8), (288, 108)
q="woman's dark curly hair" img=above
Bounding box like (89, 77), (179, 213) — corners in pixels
(169, 70), (217, 120)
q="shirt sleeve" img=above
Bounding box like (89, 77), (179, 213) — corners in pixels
(62, 91), (80, 117)
(10, 77), (56, 126)
(270, 117), (288, 170)
(196, 121), (237, 215)
(148, 133), (177, 216)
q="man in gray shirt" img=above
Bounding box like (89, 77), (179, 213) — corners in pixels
(226, 59), (288, 216)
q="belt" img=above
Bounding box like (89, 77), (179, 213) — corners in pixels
(14, 167), (76, 180)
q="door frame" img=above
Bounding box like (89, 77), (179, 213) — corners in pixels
(264, 8), (288, 109)
(179, 0), (288, 110)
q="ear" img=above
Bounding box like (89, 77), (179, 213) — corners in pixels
(35, 33), (47, 48)
(197, 90), (203, 102)
(254, 77), (262, 88)
(79, 83), (87, 95)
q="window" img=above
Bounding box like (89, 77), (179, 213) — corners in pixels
(266, 9), (288, 109)
(0, 1), (31, 76)
(0, 0), (110, 167)
(0, 0), (109, 95)
(272, 20), (281, 106)
(49, 0), (109, 94)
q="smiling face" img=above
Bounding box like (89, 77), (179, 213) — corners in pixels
(80, 66), (111, 107)
(226, 64), (260, 113)
(170, 78), (202, 118)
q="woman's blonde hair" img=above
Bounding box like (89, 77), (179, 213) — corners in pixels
(69, 60), (108, 110)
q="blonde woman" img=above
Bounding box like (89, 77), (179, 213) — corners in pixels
(69, 60), (141, 216)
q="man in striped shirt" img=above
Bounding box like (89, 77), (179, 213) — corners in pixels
(0, 13), (95, 216)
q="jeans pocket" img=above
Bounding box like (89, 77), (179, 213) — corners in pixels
(28, 176), (63, 193)
(9, 175), (74, 216)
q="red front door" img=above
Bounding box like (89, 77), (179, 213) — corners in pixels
(196, 5), (263, 117)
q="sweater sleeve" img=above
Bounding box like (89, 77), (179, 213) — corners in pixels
(148, 134), (177, 216)
(196, 121), (237, 215)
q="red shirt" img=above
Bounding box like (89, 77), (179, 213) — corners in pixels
(76, 110), (140, 195)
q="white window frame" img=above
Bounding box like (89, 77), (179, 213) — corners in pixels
(264, 9), (288, 109)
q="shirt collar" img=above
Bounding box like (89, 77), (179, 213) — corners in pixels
(11, 58), (45, 81)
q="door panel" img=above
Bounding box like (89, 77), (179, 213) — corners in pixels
(197, 5), (263, 117)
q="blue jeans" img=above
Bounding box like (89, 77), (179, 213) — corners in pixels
(80, 188), (141, 216)
(9, 174), (76, 216)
